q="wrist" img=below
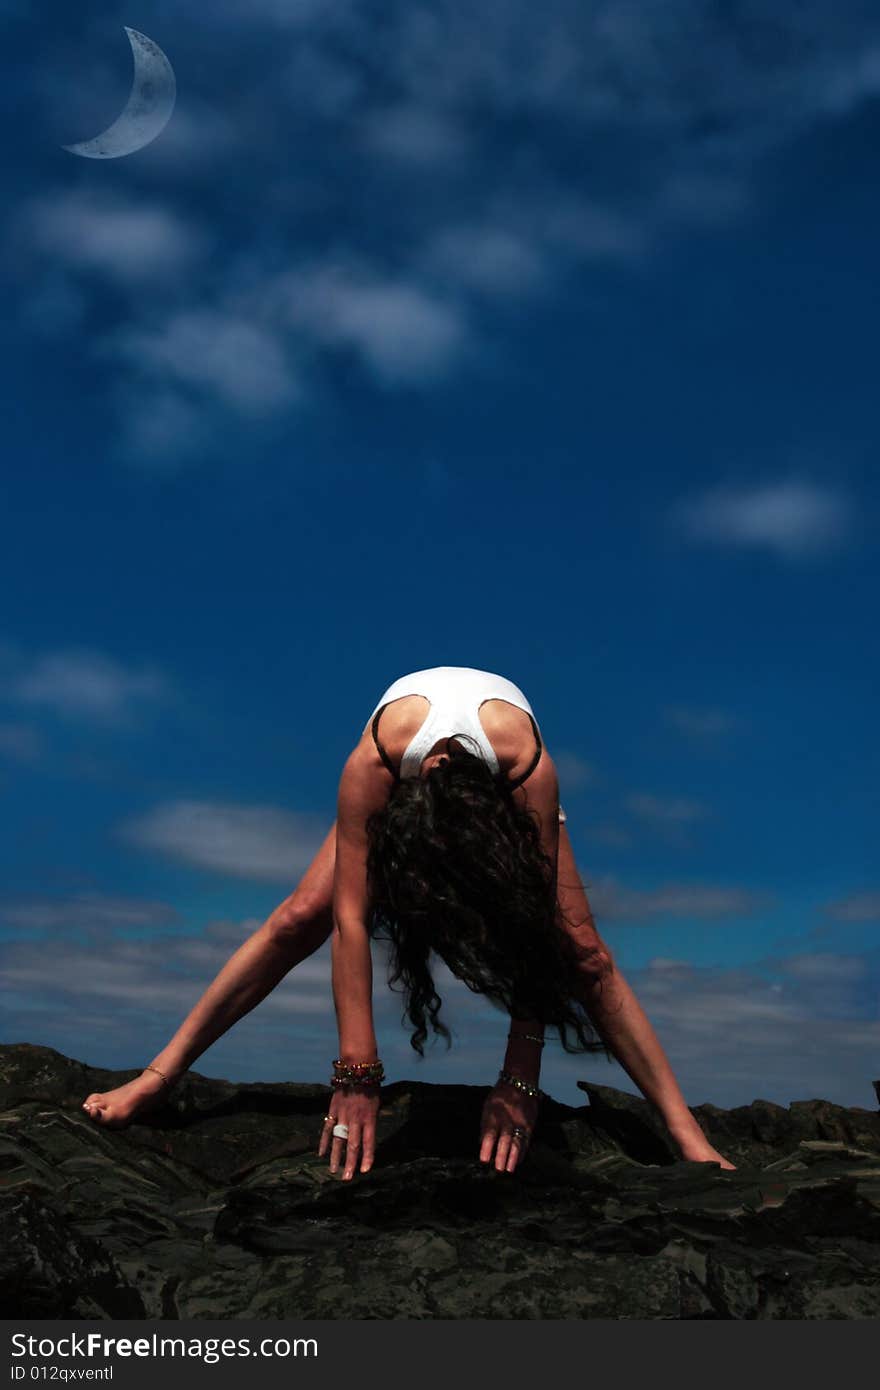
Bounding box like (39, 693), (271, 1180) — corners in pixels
(497, 1070), (542, 1100)
(331, 1057), (385, 1088)
(336, 1033), (378, 1063)
(503, 1056), (541, 1084)
(503, 1035), (543, 1084)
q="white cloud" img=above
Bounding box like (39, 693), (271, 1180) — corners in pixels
(0, 892), (180, 933)
(109, 310), (299, 416)
(135, 98), (243, 171)
(277, 262), (470, 384)
(664, 705), (742, 740)
(818, 44), (880, 115)
(658, 170), (751, 225)
(20, 190), (206, 284)
(532, 195), (648, 262)
(211, 0), (338, 25)
(0, 918), (330, 1017)
(17, 2), (880, 467)
(8, 648), (169, 722)
(360, 104), (470, 165)
(624, 792), (709, 826)
(583, 822), (634, 850)
(455, 192), (648, 287)
(553, 751), (597, 791)
(0, 916), (486, 1092)
(586, 873), (770, 923)
(120, 799), (329, 882)
(635, 963), (805, 1032)
(779, 952), (867, 982)
(202, 0), (880, 164)
(824, 891), (880, 923)
(674, 480), (853, 559)
(93, 254), (470, 462)
(620, 953), (880, 1107)
(2, 915), (876, 1109)
(421, 225), (548, 296)
(112, 383), (215, 469)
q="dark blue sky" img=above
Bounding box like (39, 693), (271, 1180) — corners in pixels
(1, 1), (877, 1108)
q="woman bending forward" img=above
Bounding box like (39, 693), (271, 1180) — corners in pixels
(83, 665), (734, 1176)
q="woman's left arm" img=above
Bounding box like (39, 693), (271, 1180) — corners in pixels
(478, 1016), (546, 1173)
(479, 754), (561, 1173)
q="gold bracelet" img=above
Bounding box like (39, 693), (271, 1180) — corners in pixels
(508, 1031), (545, 1046)
(143, 1064), (170, 1087)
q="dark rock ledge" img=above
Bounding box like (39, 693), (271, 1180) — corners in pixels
(1, 1044), (879, 1320)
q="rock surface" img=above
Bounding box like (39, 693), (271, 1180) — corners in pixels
(2, 1044), (879, 1320)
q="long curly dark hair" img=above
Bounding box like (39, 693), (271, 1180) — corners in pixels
(365, 735), (613, 1056)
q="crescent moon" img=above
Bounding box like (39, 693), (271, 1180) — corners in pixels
(61, 27), (176, 159)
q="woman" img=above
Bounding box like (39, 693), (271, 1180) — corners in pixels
(83, 665), (734, 1177)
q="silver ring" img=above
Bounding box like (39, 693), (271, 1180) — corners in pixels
(511, 1126), (529, 1140)
(332, 1123), (350, 1140)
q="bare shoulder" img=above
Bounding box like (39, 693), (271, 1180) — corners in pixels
(511, 744), (559, 842)
(359, 695), (429, 746)
(479, 699), (547, 784)
(337, 736), (393, 832)
(478, 698), (533, 741)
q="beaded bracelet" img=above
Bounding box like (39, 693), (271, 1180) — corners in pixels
(507, 1031), (545, 1046)
(497, 1069), (542, 1099)
(331, 1058), (385, 1087)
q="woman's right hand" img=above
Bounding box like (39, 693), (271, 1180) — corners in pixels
(318, 1084), (381, 1180)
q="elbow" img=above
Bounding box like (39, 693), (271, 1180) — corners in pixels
(332, 912), (369, 942)
(577, 945), (615, 988)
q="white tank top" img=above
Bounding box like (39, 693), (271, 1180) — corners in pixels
(368, 666), (542, 784)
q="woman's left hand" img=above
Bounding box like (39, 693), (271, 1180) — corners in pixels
(479, 1080), (539, 1173)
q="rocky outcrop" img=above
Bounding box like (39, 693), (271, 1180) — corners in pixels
(2, 1044), (879, 1319)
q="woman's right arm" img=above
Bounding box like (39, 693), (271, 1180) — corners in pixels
(319, 743), (392, 1180)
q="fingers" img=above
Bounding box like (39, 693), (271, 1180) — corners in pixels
(494, 1130), (512, 1173)
(360, 1122), (376, 1175)
(317, 1111), (335, 1157)
(331, 1121), (374, 1179)
(342, 1122), (362, 1181)
(322, 1093), (379, 1178)
(479, 1124), (531, 1173)
(329, 1131), (347, 1174)
(479, 1126), (498, 1165)
(506, 1131), (528, 1173)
